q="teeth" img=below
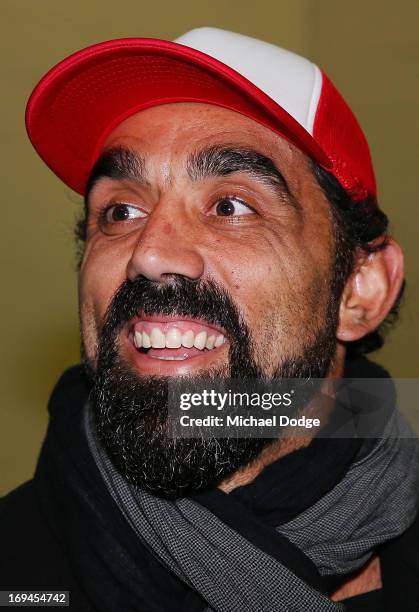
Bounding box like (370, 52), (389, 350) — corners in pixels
(206, 335), (216, 349)
(150, 327), (166, 348)
(134, 327), (226, 351)
(194, 330), (207, 350)
(166, 328), (182, 349)
(181, 330), (194, 348)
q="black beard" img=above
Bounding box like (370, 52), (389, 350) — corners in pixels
(88, 275), (338, 498)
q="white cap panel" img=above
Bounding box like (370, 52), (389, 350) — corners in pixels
(174, 27), (320, 134)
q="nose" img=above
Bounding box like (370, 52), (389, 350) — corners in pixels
(126, 207), (205, 282)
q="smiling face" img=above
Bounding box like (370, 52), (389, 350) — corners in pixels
(79, 103), (336, 378)
(79, 102), (341, 496)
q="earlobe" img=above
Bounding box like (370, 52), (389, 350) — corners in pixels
(337, 238), (404, 342)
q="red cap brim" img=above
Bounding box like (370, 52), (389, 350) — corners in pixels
(26, 37), (332, 195)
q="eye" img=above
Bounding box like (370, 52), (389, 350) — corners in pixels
(210, 196), (255, 217)
(102, 203), (147, 224)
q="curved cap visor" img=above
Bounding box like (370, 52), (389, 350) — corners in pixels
(26, 38), (332, 195)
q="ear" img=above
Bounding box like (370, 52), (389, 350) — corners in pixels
(337, 238), (404, 342)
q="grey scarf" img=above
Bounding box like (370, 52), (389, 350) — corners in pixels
(85, 406), (419, 612)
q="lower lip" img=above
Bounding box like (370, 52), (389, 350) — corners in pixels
(123, 336), (228, 375)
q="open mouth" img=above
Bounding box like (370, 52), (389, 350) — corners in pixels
(128, 317), (227, 362)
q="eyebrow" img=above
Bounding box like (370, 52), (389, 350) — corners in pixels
(85, 147), (147, 204)
(187, 144), (291, 197)
(85, 144), (293, 205)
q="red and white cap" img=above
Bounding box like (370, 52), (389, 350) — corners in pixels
(26, 27), (376, 200)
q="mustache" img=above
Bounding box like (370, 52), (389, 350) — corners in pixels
(100, 274), (250, 344)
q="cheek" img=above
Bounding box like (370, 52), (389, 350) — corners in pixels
(211, 230), (333, 358)
(78, 238), (130, 359)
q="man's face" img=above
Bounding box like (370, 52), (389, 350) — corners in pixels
(80, 103), (335, 373)
(79, 103), (339, 496)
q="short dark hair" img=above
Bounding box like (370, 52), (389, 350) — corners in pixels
(75, 162), (404, 356)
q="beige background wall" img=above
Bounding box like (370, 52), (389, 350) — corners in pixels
(1, 0), (418, 495)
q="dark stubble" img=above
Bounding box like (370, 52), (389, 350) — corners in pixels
(87, 274), (338, 498)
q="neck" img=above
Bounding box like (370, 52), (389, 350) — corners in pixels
(218, 436), (312, 493)
(331, 556), (382, 601)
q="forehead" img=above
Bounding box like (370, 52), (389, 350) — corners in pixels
(101, 102), (311, 178)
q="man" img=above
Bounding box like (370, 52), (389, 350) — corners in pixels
(1, 27), (418, 611)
